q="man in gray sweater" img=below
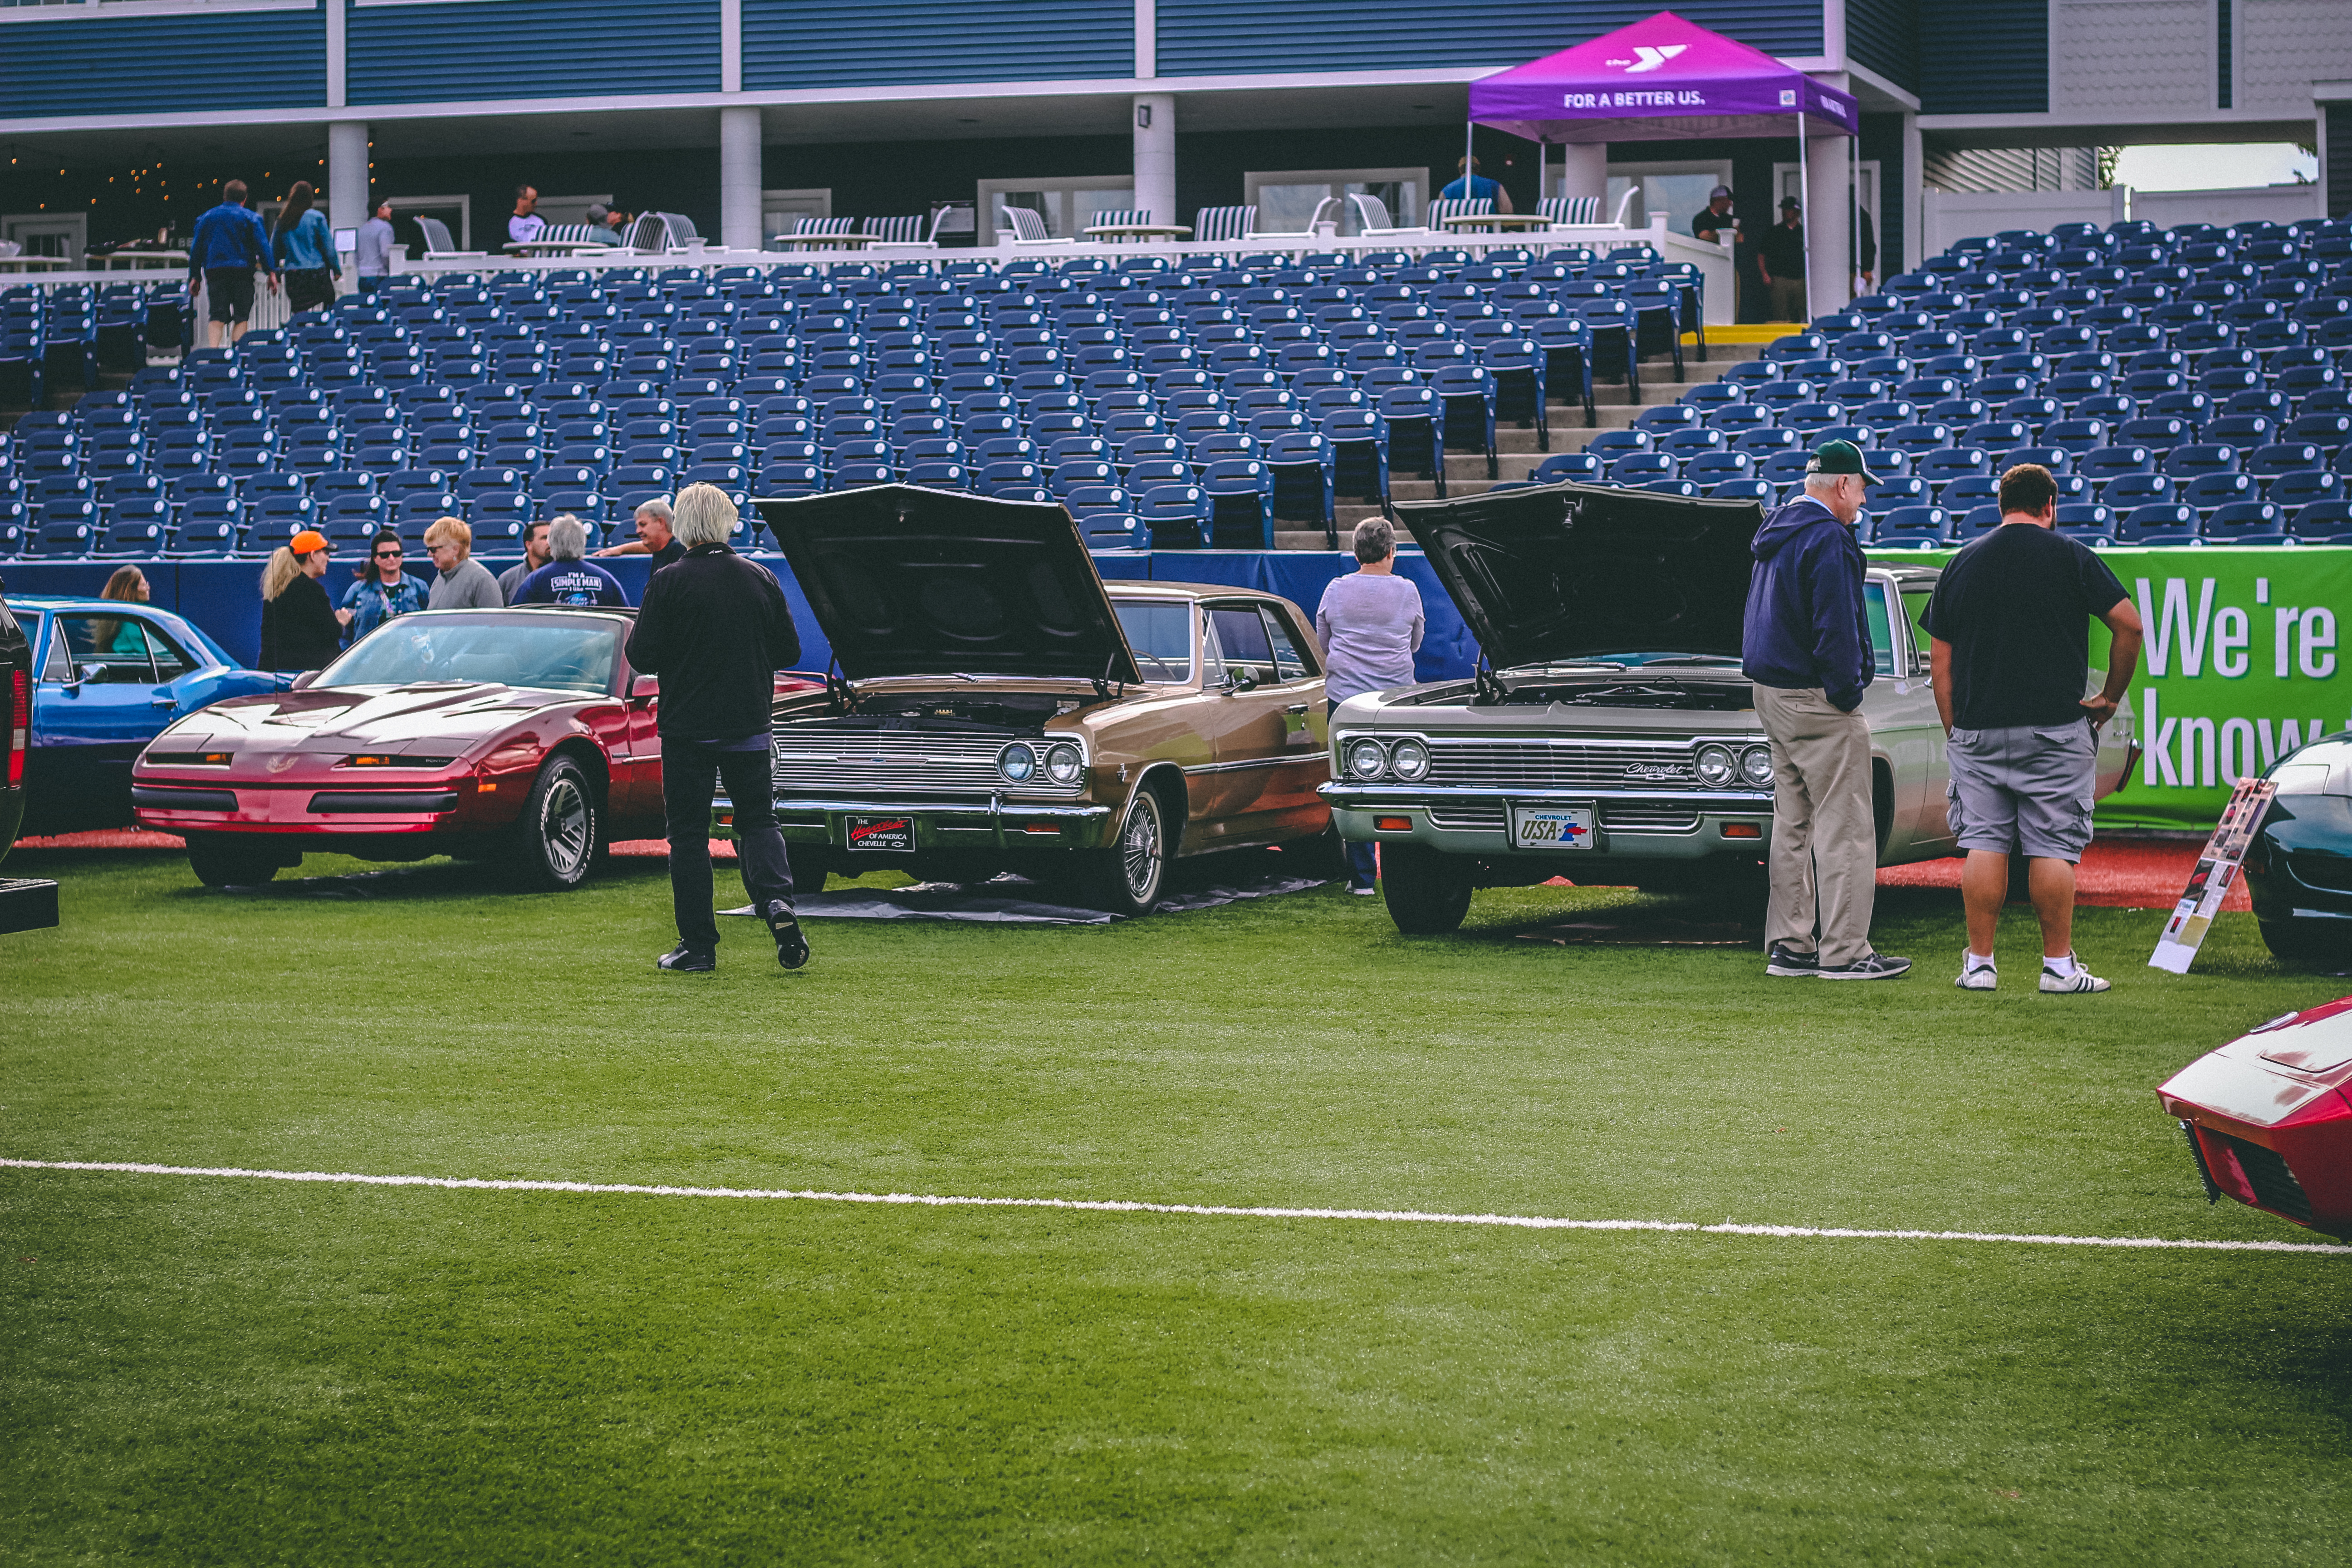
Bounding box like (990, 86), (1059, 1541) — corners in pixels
(424, 517), (503, 610)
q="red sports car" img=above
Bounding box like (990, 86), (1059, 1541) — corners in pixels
(134, 607), (678, 890)
(2158, 999), (2352, 1238)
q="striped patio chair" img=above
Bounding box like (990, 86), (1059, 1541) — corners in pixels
(1191, 206), (1258, 245)
(1538, 196), (1602, 226)
(1426, 197), (1494, 232)
(1084, 209), (1150, 240)
(862, 215), (928, 245)
(1002, 206), (1072, 246)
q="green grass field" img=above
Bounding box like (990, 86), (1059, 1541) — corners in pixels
(5, 843), (2349, 1564)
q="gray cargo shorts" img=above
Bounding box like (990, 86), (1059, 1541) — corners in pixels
(1945, 721), (2098, 862)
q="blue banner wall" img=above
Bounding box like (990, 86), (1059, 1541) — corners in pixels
(0, 550), (1480, 687)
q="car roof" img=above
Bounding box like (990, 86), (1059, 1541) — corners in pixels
(1119, 581), (1284, 603)
(5, 595), (192, 614)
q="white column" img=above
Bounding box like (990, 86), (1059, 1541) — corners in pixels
(326, 0), (346, 108)
(720, 105), (762, 251)
(1900, 111), (1923, 273)
(1805, 130), (1852, 317)
(327, 120), (369, 234)
(721, 0), (742, 93)
(1133, 93), (1175, 227)
(1554, 142), (1605, 206)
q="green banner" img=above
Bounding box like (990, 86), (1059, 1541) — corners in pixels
(1869, 544), (2352, 832)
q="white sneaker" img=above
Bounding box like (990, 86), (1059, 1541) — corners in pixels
(1955, 953), (1997, 990)
(2039, 954), (2111, 993)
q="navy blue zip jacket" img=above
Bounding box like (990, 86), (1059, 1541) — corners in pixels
(1740, 495), (1873, 712)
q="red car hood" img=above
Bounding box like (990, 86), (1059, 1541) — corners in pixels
(146, 682), (594, 760)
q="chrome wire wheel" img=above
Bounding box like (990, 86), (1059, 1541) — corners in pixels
(538, 773), (592, 879)
(1119, 788), (1164, 902)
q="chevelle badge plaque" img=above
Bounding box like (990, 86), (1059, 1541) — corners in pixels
(1510, 804), (1594, 849)
(847, 816), (916, 853)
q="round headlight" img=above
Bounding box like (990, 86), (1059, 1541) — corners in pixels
(1389, 738), (1431, 781)
(1044, 742), (1083, 784)
(1695, 743), (1736, 787)
(1000, 742), (1038, 784)
(1740, 744), (1776, 788)
(1344, 737), (1389, 780)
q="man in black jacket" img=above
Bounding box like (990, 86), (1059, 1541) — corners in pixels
(623, 483), (808, 973)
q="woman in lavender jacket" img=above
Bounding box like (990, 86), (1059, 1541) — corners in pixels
(1314, 518), (1425, 894)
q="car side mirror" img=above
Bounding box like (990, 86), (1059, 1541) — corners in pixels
(630, 673), (659, 700)
(1227, 671), (1257, 693)
(289, 669), (320, 691)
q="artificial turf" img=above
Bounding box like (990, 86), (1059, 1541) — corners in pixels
(3, 843), (2348, 1563)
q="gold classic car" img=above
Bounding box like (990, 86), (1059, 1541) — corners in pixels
(738, 485), (1334, 914)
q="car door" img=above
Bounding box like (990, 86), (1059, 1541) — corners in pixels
(1202, 600), (1323, 840)
(29, 611), (180, 831)
(1859, 575), (1952, 861)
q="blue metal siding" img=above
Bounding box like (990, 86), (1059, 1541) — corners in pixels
(1157, 0), (1823, 77)
(1919, 0), (2045, 114)
(742, 0), (1132, 88)
(349, 0), (720, 103)
(0, 9), (326, 117)
(1844, 0), (1916, 92)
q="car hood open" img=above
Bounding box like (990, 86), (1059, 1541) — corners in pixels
(1396, 481), (1763, 671)
(755, 485), (1140, 684)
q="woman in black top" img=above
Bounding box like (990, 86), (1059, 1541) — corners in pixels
(259, 529), (344, 672)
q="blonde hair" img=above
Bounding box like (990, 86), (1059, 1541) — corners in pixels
(423, 515), (471, 551)
(671, 482), (737, 548)
(260, 546), (304, 601)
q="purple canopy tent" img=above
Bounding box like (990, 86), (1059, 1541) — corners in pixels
(1468, 11), (1859, 309)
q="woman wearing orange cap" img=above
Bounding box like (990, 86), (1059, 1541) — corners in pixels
(260, 529), (343, 673)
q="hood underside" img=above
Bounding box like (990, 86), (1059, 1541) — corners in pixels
(1397, 481), (1763, 671)
(756, 485), (1140, 685)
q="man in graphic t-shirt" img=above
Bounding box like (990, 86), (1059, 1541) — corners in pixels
(510, 515), (627, 606)
(1921, 463), (2144, 995)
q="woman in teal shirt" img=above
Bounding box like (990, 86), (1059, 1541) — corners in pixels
(273, 180), (340, 314)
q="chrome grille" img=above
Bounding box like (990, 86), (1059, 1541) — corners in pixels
(771, 728), (1081, 797)
(1426, 802), (1507, 831)
(1602, 801), (1703, 833)
(1426, 740), (1700, 791)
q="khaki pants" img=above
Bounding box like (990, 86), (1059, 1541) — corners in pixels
(1753, 684), (1876, 967)
(1765, 274), (1807, 323)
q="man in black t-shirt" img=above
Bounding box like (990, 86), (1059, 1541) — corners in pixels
(1920, 465), (2144, 994)
(1756, 196), (1808, 321)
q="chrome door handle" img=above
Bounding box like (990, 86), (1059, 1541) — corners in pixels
(150, 696), (177, 707)
(1285, 703), (1308, 714)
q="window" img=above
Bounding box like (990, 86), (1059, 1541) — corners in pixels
(52, 614), (188, 683)
(1113, 599), (1193, 683)
(1598, 161), (1733, 235)
(761, 188), (831, 242)
(1243, 169), (1427, 237)
(383, 196), (470, 253)
(976, 177), (1136, 240)
(1863, 583), (1899, 677)
(1263, 608), (1313, 680)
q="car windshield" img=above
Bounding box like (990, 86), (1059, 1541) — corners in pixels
(325, 612), (621, 694)
(1113, 600), (1194, 683)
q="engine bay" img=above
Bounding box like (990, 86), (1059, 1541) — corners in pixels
(784, 689), (1087, 735)
(1496, 679), (1756, 712)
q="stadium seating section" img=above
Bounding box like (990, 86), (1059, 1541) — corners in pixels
(2, 214), (2347, 558)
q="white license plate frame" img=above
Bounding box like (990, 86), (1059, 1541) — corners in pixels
(1508, 803), (1596, 851)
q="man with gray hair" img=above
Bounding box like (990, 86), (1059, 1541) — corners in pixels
(624, 483), (807, 973)
(593, 496), (685, 573)
(510, 513), (628, 606)
(1315, 518), (1425, 893)
(1740, 439), (1910, 980)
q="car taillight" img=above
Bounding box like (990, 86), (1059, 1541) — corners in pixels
(7, 667), (25, 789)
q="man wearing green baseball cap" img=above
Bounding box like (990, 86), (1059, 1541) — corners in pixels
(1740, 438), (1911, 980)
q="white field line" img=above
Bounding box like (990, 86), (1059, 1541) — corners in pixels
(6, 1158), (2347, 1255)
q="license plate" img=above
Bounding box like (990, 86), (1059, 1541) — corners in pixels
(846, 815), (914, 852)
(1509, 804), (1595, 850)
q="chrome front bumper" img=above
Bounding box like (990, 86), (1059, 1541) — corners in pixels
(712, 793), (1117, 853)
(1320, 783), (1775, 860)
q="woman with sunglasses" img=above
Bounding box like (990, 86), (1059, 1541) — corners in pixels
(340, 529), (429, 644)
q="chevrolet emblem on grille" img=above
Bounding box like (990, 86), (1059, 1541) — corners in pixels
(1623, 762), (1691, 780)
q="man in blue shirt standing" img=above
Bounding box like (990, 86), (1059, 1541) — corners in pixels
(1741, 439), (1910, 982)
(1438, 156), (1514, 214)
(186, 179), (277, 347)
(512, 515), (628, 606)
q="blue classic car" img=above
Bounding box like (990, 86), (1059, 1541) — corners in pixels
(13, 595), (285, 837)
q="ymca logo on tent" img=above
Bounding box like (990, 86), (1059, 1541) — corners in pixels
(1604, 44), (1687, 73)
